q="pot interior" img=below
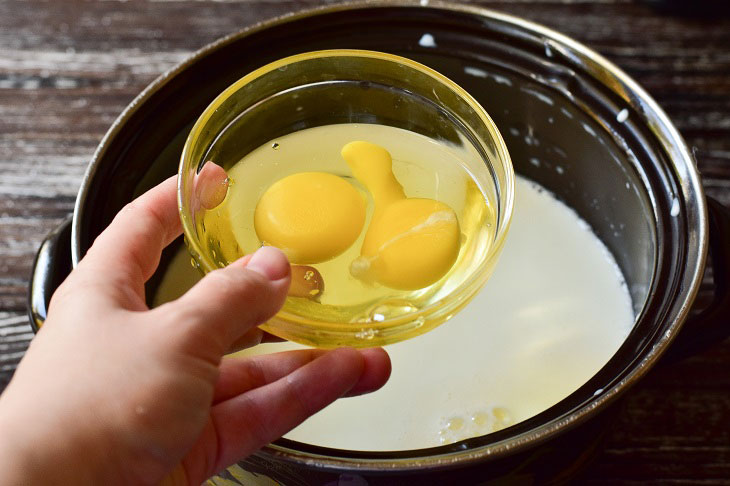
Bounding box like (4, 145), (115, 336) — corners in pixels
(79, 3), (696, 471)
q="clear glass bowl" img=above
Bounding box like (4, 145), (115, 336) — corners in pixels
(178, 50), (513, 348)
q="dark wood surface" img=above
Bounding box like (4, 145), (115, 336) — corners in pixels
(1, 0), (729, 483)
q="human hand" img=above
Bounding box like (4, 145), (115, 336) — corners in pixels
(0, 176), (391, 486)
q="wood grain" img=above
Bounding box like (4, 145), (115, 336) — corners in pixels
(0, 0), (728, 483)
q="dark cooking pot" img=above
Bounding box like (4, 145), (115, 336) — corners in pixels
(28, 2), (730, 484)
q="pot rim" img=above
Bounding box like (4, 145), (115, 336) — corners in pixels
(72, 0), (708, 474)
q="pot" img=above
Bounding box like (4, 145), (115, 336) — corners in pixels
(27, 1), (730, 484)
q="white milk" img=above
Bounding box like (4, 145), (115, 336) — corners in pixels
(153, 176), (635, 451)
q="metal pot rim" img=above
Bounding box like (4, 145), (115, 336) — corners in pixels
(72, 0), (707, 474)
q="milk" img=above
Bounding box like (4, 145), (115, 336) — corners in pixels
(153, 176), (635, 451)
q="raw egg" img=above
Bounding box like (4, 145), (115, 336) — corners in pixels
(254, 172), (366, 264)
(343, 141), (461, 290)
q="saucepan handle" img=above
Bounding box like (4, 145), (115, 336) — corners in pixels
(663, 196), (730, 363)
(27, 215), (73, 333)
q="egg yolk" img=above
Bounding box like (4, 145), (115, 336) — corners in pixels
(254, 172), (366, 264)
(343, 141), (461, 290)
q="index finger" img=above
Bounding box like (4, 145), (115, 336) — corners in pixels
(76, 176), (182, 301)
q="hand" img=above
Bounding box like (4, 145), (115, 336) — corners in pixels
(0, 176), (391, 486)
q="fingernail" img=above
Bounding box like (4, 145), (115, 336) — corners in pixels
(246, 246), (290, 281)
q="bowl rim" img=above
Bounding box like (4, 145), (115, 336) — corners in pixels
(176, 47), (515, 346)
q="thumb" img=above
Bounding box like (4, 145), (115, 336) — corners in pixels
(153, 246), (291, 362)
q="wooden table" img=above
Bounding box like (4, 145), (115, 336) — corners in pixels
(1, 0), (729, 482)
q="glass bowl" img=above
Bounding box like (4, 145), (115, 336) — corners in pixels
(178, 49), (513, 348)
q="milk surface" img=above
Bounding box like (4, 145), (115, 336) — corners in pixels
(153, 176), (635, 451)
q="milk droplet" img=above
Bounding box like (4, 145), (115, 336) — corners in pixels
(464, 66), (487, 78)
(544, 39), (554, 58)
(670, 197), (680, 217)
(418, 33), (436, 48)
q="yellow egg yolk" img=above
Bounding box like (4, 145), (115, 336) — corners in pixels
(343, 141), (461, 290)
(254, 172), (366, 264)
